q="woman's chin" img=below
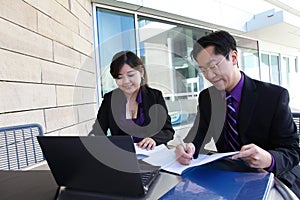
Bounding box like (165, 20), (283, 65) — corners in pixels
(122, 88), (138, 96)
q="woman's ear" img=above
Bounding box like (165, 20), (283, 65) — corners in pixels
(141, 68), (145, 78)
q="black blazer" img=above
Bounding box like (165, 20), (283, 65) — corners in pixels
(186, 74), (300, 194)
(90, 86), (174, 145)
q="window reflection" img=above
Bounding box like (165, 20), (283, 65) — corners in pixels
(261, 53), (270, 82)
(137, 17), (210, 126)
(270, 55), (280, 85)
(96, 8), (136, 96)
(95, 7), (263, 126)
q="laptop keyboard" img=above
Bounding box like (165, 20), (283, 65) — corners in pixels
(138, 159), (160, 192)
(140, 171), (158, 192)
(141, 172), (154, 185)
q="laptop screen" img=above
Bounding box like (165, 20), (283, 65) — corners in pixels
(37, 135), (160, 197)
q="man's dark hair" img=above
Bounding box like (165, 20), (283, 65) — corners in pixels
(191, 30), (237, 61)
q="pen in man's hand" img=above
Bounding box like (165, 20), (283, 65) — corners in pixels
(176, 135), (187, 151)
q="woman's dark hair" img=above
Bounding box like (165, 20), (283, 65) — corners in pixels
(191, 30), (237, 61)
(110, 51), (148, 86)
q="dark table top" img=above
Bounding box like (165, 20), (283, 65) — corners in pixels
(0, 170), (58, 200)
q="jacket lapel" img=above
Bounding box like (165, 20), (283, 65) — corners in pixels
(238, 75), (258, 137)
(141, 86), (151, 124)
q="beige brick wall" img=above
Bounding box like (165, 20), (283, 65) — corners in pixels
(0, 0), (96, 135)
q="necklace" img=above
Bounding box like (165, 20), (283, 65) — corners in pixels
(130, 109), (137, 118)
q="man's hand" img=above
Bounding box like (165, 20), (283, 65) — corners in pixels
(232, 143), (272, 169)
(175, 143), (195, 165)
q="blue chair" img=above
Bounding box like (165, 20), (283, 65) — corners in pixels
(0, 124), (45, 170)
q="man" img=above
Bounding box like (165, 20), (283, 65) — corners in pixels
(175, 30), (300, 197)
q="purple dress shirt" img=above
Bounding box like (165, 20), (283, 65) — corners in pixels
(126, 88), (145, 143)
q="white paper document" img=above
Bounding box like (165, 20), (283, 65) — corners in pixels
(143, 148), (239, 175)
(143, 148), (177, 168)
(163, 151), (239, 175)
(134, 143), (169, 159)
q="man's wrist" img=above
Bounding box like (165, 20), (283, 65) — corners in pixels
(265, 153), (275, 172)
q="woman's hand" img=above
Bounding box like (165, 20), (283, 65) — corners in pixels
(137, 137), (156, 150)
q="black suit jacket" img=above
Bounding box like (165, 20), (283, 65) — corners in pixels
(90, 86), (174, 145)
(186, 74), (300, 195)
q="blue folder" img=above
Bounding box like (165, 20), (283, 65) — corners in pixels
(159, 163), (273, 200)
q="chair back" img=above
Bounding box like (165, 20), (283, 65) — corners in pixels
(293, 113), (300, 133)
(292, 113), (300, 147)
(0, 124), (45, 170)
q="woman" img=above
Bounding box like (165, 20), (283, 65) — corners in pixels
(90, 51), (174, 150)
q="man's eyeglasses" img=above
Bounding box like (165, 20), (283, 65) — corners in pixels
(197, 55), (228, 75)
(198, 64), (219, 75)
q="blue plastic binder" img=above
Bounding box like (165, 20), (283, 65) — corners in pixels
(159, 164), (274, 200)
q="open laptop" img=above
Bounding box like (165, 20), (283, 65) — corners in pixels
(37, 135), (160, 198)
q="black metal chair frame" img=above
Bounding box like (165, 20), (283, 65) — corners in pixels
(292, 113), (300, 147)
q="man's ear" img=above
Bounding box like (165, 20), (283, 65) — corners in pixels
(231, 50), (238, 65)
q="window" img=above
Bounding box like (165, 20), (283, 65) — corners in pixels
(260, 53), (270, 82)
(239, 50), (260, 80)
(234, 36), (260, 80)
(94, 6), (260, 126)
(270, 55), (280, 85)
(281, 55), (300, 111)
(281, 56), (290, 88)
(94, 8), (211, 126)
(260, 53), (280, 85)
(137, 17), (210, 97)
(137, 17), (211, 126)
(95, 8), (136, 96)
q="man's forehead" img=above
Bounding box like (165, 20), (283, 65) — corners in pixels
(196, 47), (215, 60)
(197, 53), (218, 66)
